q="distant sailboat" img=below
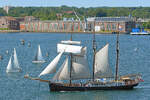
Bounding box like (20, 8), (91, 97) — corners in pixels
(28, 42), (31, 47)
(6, 48), (22, 73)
(32, 45), (45, 63)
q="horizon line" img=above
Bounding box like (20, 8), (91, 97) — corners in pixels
(1, 5), (150, 8)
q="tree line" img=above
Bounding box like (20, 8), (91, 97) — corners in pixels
(0, 6), (150, 21)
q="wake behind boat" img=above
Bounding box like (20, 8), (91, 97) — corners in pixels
(6, 48), (22, 73)
(25, 32), (143, 92)
(32, 45), (45, 63)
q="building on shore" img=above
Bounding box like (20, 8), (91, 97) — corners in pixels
(0, 16), (20, 30)
(3, 6), (12, 14)
(20, 20), (85, 32)
(24, 16), (39, 22)
(19, 16), (136, 33)
(86, 17), (136, 33)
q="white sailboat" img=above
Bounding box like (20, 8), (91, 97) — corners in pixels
(6, 48), (22, 73)
(32, 45), (45, 63)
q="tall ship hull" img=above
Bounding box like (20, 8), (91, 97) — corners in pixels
(49, 82), (138, 91)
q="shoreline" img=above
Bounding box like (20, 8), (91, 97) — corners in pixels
(0, 30), (129, 34)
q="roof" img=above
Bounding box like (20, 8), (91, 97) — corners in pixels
(0, 16), (17, 21)
(87, 17), (135, 22)
(64, 11), (73, 14)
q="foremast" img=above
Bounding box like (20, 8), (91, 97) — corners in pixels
(92, 21), (96, 81)
(69, 33), (73, 85)
(115, 32), (119, 81)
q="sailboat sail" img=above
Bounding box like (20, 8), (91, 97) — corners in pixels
(94, 44), (112, 78)
(53, 47), (91, 81)
(6, 48), (21, 73)
(71, 55), (91, 80)
(34, 52), (38, 61)
(6, 56), (12, 72)
(53, 57), (69, 81)
(37, 45), (44, 61)
(13, 48), (20, 69)
(39, 52), (63, 77)
(75, 47), (87, 57)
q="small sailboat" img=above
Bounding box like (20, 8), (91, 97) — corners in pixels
(32, 45), (45, 63)
(6, 48), (22, 73)
(28, 42), (31, 47)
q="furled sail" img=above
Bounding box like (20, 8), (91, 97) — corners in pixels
(57, 43), (82, 54)
(61, 40), (81, 45)
(71, 55), (91, 80)
(39, 52), (63, 77)
(13, 48), (20, 69)
(94, 44), (112, 78)
(6, 56), (12, 73)
(52, 57), (69, 81)
(37, 45), (44, 61)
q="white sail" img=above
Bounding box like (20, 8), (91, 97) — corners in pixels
(71, 55), (91, 80)
(75, 47), (87, 57)
(61, 40), (81, 45)
(94, 44), (112, 78)
(39, 52), (63, 77)
(6, 56), (12, 73)
(53, 47), (91, 81)
(37, 45), (44, 61)
(57, 43), (82, 54)
(32, 45), (45, 63)
(13, 48), (20, 69)
(53, 57), (69, 81)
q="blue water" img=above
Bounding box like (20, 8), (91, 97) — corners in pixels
(0, 33), (149, 100)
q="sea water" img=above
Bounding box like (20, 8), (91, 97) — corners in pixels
(0, 33), (149, 100)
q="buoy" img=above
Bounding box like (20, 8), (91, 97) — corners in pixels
(21, 39), (25, 45)
(134, 48), (138, 51)
(46, 52), (49, 57)
(0, 55), (3, 60)
(6, 50), (9, 54)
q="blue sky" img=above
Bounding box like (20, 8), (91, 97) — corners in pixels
(0, 0), (150, 7)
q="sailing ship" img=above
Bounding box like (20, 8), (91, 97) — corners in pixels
(6, 48), (22, 73)
(32, 45), (45, 63)
(25, 32), (143, 92)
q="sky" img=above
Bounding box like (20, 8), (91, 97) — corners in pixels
(0, 0), (150, 7)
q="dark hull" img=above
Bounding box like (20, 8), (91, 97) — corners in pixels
(49, 82), (139, 92)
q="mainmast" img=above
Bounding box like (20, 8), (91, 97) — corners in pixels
(115, 32), (119, 81)
(69, 33), (73, 85)
(92, 21), (96, 81)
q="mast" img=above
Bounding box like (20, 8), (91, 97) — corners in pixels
(115, 32), (119, 81)
(69, 31), (73, 85)
(92, 21), (96, 81)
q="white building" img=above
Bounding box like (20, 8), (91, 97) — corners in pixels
(3, 6), (12, 14)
